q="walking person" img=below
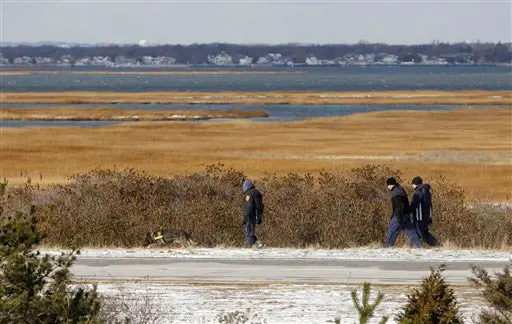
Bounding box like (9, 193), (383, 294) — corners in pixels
(384, 177), (422, 248)
(410, 176), (439, 247)
(242, 179), (264, 249)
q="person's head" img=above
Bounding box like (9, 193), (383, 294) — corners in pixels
(386, 177), (398, 190)
(243, 179), (254, 193)
(411, 176), (423, 189)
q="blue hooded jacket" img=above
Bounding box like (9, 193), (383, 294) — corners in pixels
(242, 179), (264, 225)
(410, 184), (433, 225)
(243, 179), (254, 193)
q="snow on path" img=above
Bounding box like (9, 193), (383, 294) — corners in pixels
(43, 247), (512, 262)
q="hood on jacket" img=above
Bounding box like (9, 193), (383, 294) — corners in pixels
(417, 183), (431, 192)
(243, 179), (254, 193)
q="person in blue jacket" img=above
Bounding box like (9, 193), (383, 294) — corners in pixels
(409, 176), (439, 247)
(242, 179), (264, 249)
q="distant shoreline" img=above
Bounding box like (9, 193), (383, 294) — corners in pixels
(1, 63), (511, 70)
(0, 70), (305, 76)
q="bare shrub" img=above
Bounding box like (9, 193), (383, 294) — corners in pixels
(215, 308), (266, 324)
(98, 285), (171, 323)
(2, 164), (511, 249)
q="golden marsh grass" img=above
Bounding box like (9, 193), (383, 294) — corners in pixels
(0, 107), (269, 121)
(2, 90), (511, 105)
(1, 108), (511, 200)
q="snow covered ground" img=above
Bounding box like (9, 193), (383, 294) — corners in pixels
(44, 247), (512, 262)
(56, 248), (508, 323)
(94, 282), (485, 324)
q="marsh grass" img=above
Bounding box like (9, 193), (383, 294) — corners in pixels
(2, 90), (510, 105)
(1, 108), (510, 200)
(0, 107), (269, 121)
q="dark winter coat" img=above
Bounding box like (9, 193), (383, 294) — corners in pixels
(390, 184), (412, 227)
(243, 186), (264, 225)
(410, 184), (433, 225)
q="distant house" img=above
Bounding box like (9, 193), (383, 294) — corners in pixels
(305, 56), (321, 65)
(381, 55), (398, 64)
(14, 56), (33, 64)
(239, 56), (253, 66)
(256, 53), (290, 66)
(208, 53), (233, 65)
(35, 57), (55, 64)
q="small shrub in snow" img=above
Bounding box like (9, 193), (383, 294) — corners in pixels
(346, 282), (388, 324)
(395, 265), (463, 324)
(469, 263), (512, 324)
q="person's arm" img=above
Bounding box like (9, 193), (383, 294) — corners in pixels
(243, 194), (254, 225)
(392, 195), (405, 226)
(409, 190), (423, 216)
(254, 190), (264, 224)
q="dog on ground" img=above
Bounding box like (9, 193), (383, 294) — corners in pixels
(144, 229), (197, 248)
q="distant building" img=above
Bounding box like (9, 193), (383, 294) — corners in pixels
(14, 56), (33, 64)
(239, 56), (253, 66)
(208, 53), (233, 65)
(381, 55), (398, 64)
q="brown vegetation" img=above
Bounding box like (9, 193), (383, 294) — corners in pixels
(0, 107), (269, 121)
(1, 108), (510, 200)
(2, 165), (511, 249)
(2, 90), (511, 105)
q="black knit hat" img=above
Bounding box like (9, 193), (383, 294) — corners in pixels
(386, 177), (397, 186)
(411, 176), (423, 185)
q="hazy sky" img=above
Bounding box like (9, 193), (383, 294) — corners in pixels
(2, 0), (511, 45)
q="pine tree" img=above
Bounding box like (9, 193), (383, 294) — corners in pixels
(470, 263), (512, 324)
(0, 205), (103, 323)
(350, 282), (389, 324)
(395, 265), (463, 324)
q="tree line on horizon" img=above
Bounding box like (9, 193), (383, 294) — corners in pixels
(1, 42), (511, 64)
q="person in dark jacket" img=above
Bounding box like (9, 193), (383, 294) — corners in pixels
(384, 177), (422, 248)
(410, 176), (439, 247)
(242, 179), (264, 248)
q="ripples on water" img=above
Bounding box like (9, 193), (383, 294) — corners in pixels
(2, 66), (511, 92)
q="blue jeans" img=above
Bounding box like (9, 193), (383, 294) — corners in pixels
(244, 222), (257, 247)
(385, 216), (422, 248)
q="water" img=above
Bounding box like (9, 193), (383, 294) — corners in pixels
(2, 103), (509, 127)
(2, 65), (511, 92)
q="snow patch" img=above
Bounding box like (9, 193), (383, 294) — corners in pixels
(42, 247), (512, 262)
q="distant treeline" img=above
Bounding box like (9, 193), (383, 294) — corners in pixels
(1, 42), (511, 64)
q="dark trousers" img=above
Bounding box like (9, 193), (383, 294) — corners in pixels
(416, 222), (439, 247)
(385, 216), (422, 248)
(244, 222), (257, 247)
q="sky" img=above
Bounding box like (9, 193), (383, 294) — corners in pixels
(1, 0), (511, 45)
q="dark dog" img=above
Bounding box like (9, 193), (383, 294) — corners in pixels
(144, 229), (197, 248)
